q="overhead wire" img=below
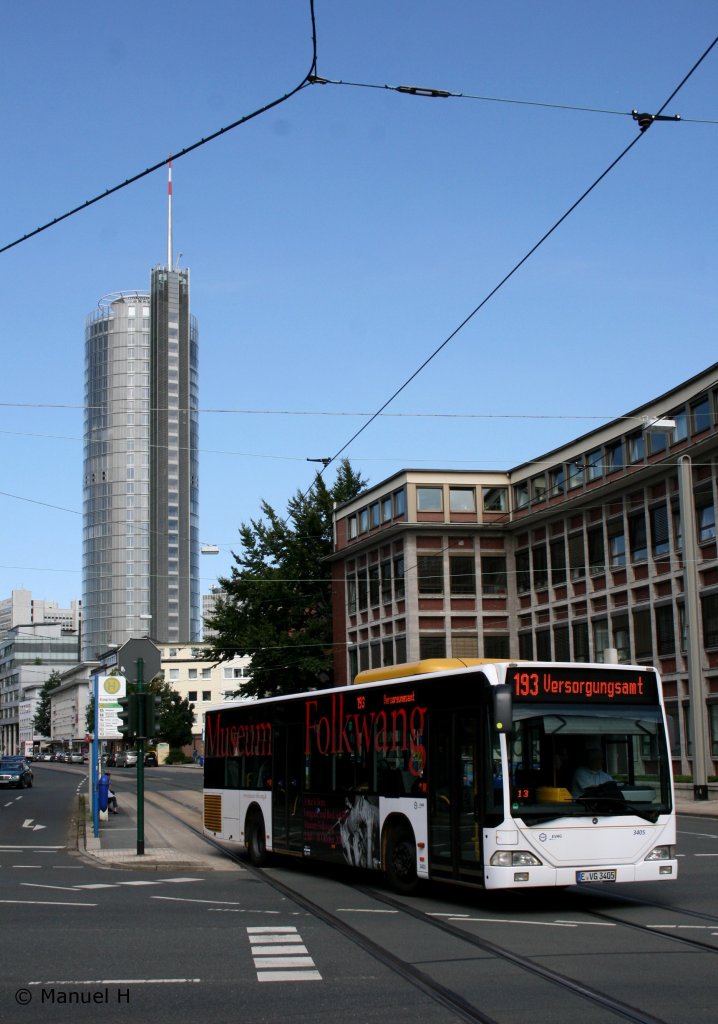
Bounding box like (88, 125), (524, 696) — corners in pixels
(317, 34), (718, 474)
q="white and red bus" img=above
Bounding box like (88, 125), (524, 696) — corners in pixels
(203, 659), (677, 892)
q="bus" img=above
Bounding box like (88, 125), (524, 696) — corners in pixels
(202, 660), (677, 892)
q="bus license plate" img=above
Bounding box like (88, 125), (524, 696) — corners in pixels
(576, 869), (617, 883)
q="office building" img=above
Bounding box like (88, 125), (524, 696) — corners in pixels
(330, 362), (718, 780)
(82, 179), (199, 658)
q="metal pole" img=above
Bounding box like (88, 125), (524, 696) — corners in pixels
(92, 674), (99, 838)
(136, 657), (145, 854)
(678, 454), (709, 799)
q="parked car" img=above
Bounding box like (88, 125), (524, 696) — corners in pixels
(0, 757), (34, 788)
(115, 750), (137, 768)
(144, 751), (157, 767)
(69, 752), (84, 764)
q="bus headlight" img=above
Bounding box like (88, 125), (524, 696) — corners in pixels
(490, 850), (543, 867)
(645, 845), (675, 861)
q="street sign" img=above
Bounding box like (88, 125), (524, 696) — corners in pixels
(117, 638), (162, 685)
(97, 673), (127, 739)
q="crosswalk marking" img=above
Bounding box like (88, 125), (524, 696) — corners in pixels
(247, 927), (321, 983)
(22, 876), (201, 893)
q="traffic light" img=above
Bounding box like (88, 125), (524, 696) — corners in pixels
(117, 695), (137, 740)
(142, 693), (162, 738)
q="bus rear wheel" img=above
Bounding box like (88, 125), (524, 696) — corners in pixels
(247, 811), (268, 867)
(385, 823), (418, 894)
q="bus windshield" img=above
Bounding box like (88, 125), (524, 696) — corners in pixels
(508, 704), (672, 824)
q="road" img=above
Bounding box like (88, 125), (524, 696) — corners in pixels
(2, 762), (717, 1024)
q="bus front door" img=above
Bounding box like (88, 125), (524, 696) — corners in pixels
(429, 712), (483, 882)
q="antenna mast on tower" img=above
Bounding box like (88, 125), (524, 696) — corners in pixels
(167, 159), (173, 270)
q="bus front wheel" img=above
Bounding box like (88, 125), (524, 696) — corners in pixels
(246, 811), (268, 867)
(385, 823), (418, 894)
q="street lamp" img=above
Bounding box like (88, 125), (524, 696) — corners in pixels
(643, 419), (710, 800)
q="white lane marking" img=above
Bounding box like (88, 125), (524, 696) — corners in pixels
(252, 944), (309, 956)
(28, 979), (200, 986)
(434, 914), (613, 929)
(0, 845), (65, 850)
(337, 908), (398, 914)
(0, 900), (97, 907)
(22, 819), (46, 831)
(22, 884), (86, 892)
(248, 926), (321, 983)
(152, 896), (244, 905)
(156, 877), (203, 883)
(257, 971), (322, 983)
(13, 865), (42, 869)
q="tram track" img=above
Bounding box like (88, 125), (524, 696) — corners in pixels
(153, 788), (691, 1024)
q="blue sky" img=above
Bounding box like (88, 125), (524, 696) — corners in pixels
(1, 1), (717, 609)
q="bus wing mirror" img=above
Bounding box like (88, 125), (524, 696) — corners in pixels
(492, 684), (512, 735)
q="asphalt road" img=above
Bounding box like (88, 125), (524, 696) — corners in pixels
(2, 764), (717, 1024)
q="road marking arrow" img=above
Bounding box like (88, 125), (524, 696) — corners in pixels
(22, 819), (46, 831)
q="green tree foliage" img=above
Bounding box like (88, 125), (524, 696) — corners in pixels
(33, 670), (63, 737)
(205, 459), (367, 698)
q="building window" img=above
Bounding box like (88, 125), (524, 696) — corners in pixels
(650, 503), (670, 556)
(359, 508), (369, 533)
(450, 555), (476, 595)
(549, 466), (565, 498)
(587, 527), (605, 576)
(532, 545), (548, 590)
(516, 550), (531, 593)
(531, 475), (546, 503)
(202, 691), (212, 701)
(188, 669), (197, 680)
(648, 430), (667, 456)
(482, 487), (507, 513)
(535, 630), (551, 660)
(519, 632), (534, 659)
(357, 570), (368, 611)
(188, 690), (198, 702)
(381, 561), (392, 604)
(450, 487), (476, 513)
(368, 565), (380, 606)
(169, 669), (179, 680)
(633, 608), (652, 660)
(586, 449), (603, 481)
(672, 408), (688, 443)
(347, 576), (357, 614)
(608, 522), (626, 568)
(550, 538), (567, 587)
(370, 502), (380, 528)
(697, 493), (716, 542)
(573, 621), (589, 662)
(567, 458), (584, 490)
(569, 533), (586, 581)
(394, 556), (405, 600)
(701, 592), (718, 648)
(612, 614), (630, 662)
(514, 481), (529, 509)
(348, 516), (357, 539)
(691, 396), (711, 434)
(629, 512), (648, 562)
(394, 489), (406, 516)
(606, 441), (624, 473)
(395, 635), (407, 663)
(382, 496), (393, 523)
(418, 555), (443, 594)
(382, 638), (394, 667)
(416, 487), (443, 512)
(592, 618), (609, 661)
(202, 668), (211, 680)
(655, 605), (675, 656)
(553, 625), (570, 660)
(484, 635), (510, 658)
(452, 634), (478, 658)
(481, 556), (507, 594)
(627, 433), (645, 463)
(420, 635), (446, 659)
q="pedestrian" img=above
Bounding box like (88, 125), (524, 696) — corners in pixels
(107, 773), (118, 814)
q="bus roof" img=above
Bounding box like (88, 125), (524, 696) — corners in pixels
(353, 658), (512, 685)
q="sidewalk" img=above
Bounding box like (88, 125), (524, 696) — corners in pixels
(82, 770), (242, 872)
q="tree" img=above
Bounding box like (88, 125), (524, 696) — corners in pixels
(205, 459), (367, 697)
(147, 677), (195, 748)
(33, 671), (62, 738)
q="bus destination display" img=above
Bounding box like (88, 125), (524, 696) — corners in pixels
(510, 666), (658, 705)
